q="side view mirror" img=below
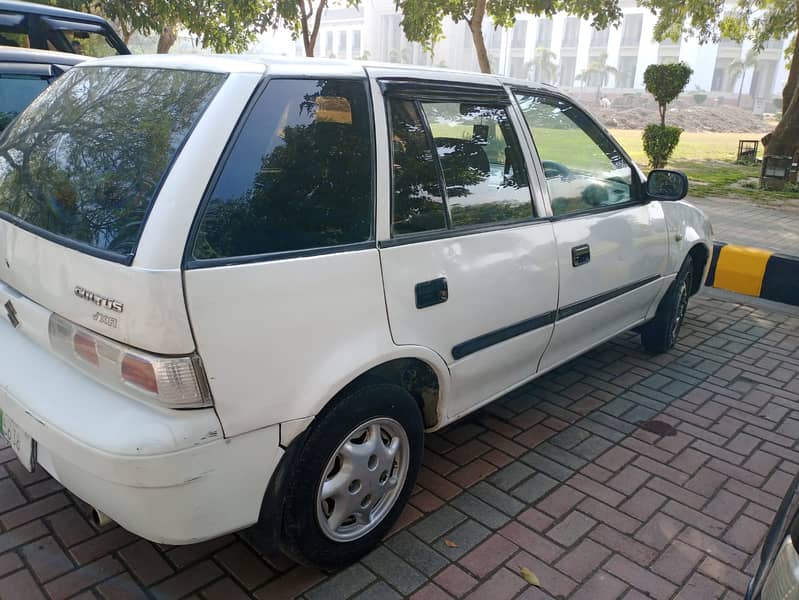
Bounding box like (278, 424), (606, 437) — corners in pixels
(645, 169), (688, 201)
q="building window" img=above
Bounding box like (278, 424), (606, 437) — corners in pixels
(562, 18), (579, 48)
(325, 31), (333, 56)
(352, 30), (361, 57)
(590, 27), (609, 49)
(617, 56), (637, 88)
(536, 19), (552, 48)
(620, 14), (643, 47)
(512, 20), (527, 49)
(559, 56), (576, 86)
(338, 31), (347, 57)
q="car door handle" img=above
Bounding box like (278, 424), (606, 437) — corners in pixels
(415, 277), (448, 309)
(571, 244), (591, 267)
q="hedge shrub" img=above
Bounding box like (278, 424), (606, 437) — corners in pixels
(643, 124), (683, 168)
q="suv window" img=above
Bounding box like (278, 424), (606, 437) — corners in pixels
(0, 66), (224, 258)
(0, 74), (48, 132)
(421, 102), (533, 228)
(514, 93), (637, 216)
(193, 78), (373, 260)
(388, 98), (446, 235)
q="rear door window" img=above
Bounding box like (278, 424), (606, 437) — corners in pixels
(0, 74), (48, 132)
(191, 78), (374, 261)
(0, 66), (225, 260)
(420, 101), (532, 228)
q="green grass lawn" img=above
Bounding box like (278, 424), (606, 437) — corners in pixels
(608, 129), (798, 203)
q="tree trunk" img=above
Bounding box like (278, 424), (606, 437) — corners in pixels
(469, 0), (490, 74)
(118, 22), (133, 45)
(299, 0), (327, 57)
(763, 81), (799, 156)
(762, 23), (799, 156)
(156, 25), (177, 54)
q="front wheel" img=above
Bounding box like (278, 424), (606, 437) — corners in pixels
(278, 383), (423, 570)
(641, 255), (694, 354)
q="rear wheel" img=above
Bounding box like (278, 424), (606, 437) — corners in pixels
(279, 383), (423, 570)
(641, 255), (694, 354)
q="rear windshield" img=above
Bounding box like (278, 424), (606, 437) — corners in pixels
(0, 66), (225, 260)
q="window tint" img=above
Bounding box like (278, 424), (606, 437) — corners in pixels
(388, 98), (446, 235)
(420, 102), (533, 228)
(194, 79), (373, 260)
(0, 66), (224, 257)
(0, 75), (48, 132)
(515, 94), (637, 216)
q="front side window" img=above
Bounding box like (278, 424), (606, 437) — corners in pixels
(193, 78), (373, 260)
(0, 74), (48, 132)
(515, 93), (637, 217)
(420, 101), (533, 228)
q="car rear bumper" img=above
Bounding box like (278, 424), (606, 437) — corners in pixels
(0, 315), (282, 544)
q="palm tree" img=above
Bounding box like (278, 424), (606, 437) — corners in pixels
(525, 48), (558, 84)
(727, 49), (759, 107)
(577, 52), (618, 101)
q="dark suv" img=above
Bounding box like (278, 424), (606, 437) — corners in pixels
(0, 0), (129, 56)
(0, 46), (84, 132)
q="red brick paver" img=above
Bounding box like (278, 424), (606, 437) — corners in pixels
(0, 293), (796, 599)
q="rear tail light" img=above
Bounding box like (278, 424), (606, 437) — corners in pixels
(48, 313), (212, 409)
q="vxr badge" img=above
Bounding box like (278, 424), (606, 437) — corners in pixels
(4, 300), (19, 328)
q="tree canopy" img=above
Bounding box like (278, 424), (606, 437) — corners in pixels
(639, 0), (799, 157)
(643, 62), (693, 126)
(397, 0), (623, 73)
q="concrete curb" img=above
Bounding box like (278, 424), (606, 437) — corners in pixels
(706, 242), (799, 307)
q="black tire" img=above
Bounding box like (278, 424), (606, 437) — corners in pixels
(641, 255), (694, 354)
(278, 383), (424, 570)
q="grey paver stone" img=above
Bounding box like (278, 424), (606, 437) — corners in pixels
(488, 462), (534, 491)
(535, 442), (588, 470)
(305, 563), (375, 600)
(511, 473), (559, 503)
(572, 435), (614, 461)
(385, 532), (449, 577)
(450, 493), (510, 530)
(351, 581), (402, 600)
(361, 546), (426, 596)
(469, 482), (526, 517)
(519, 451), (574, 482)
(410, 506), (467, 544)
(433, 519), (491, 560)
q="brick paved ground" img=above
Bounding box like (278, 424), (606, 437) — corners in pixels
(690, 196), (799, 255)
(0, 292), (798, 600)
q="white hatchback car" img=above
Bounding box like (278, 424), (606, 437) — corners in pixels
(0, 55), (712, 569)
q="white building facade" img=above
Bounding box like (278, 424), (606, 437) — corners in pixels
(313, 0), (790, 112)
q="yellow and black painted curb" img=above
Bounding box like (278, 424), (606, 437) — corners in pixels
(706, 242), (799, 306)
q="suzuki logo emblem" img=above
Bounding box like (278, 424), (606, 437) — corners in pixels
(4, 300), (19, 328)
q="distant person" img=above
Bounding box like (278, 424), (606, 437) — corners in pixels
(600, 97), (612, 109)
(71, 40), (84, 55)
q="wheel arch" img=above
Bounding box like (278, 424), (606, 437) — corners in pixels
(687, 242), (710, 296)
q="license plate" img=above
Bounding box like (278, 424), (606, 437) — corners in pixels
(0, 411), (35, 472)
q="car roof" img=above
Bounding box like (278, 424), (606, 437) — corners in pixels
(0, 46), (86, 66)
(87, 53), (562, 95)
(0, 0), (111, 25)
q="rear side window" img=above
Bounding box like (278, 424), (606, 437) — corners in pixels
(388, 98), (446, 235)
(421, 102), (532, 228)
(0, 66), (224, 259)
(0, 74), (48, 132)
(192, 78), (374, 260)
(386, 92), (534, 237)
